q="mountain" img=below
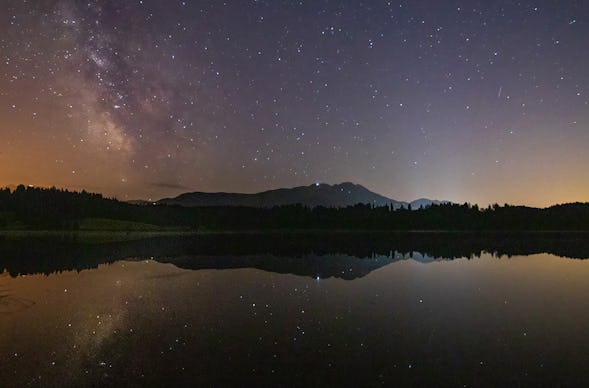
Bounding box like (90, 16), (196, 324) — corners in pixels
(158, 182), (405, 208)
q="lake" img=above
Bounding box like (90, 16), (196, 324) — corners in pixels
(1, 232), (589, 386)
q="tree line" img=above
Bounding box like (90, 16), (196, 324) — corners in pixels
(1, 185), (589, 231)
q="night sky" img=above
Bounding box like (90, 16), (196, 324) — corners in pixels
(1, 1), (588, 206)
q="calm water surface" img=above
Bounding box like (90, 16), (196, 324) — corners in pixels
(1, 234), (589, 387)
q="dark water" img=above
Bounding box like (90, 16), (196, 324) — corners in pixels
(1, 233), (589, 387)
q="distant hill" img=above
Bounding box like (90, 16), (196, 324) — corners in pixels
(158, 182), (399, 208)
(157, 182), (447, 209)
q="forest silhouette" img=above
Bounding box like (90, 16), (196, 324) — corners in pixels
(2, 185), (589, 231)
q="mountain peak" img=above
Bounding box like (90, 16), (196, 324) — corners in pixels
(307, 181), (357, 189)
(157, 182), (448, 209)
(158, 182), (398, 208)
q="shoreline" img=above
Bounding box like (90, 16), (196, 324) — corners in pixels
(2, 228), (589, 243)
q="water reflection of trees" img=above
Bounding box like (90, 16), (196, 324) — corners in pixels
(1, 232), (589, 279)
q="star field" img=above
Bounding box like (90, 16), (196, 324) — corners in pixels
(1, 0), (588, 206)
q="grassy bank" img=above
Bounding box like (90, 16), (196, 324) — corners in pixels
(0, 229), (198, 243)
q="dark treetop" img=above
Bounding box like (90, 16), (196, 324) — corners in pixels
(1, 185), (589, 231)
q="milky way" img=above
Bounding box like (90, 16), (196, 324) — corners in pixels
(1, 1), (588, 205)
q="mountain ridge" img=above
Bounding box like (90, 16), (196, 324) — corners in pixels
(156, 182), (449, 209)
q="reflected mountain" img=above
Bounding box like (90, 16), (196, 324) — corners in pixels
(2, 231), (589, 279)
